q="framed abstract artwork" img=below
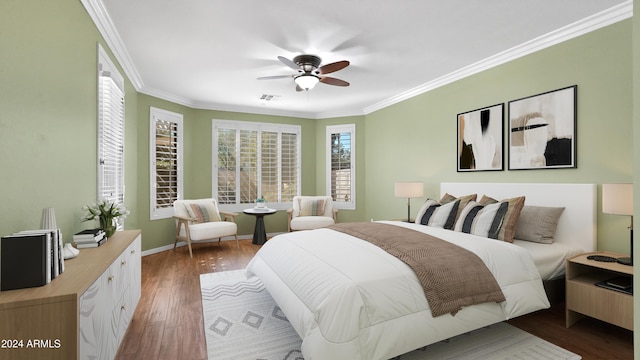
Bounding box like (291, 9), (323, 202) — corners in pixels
(457, 103), (504, 172)
(508, 85), (577, 170)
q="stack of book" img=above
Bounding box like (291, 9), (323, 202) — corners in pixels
(73, 228), (106, 248)
(595, 276), (633, 295)
(1, 229), (64, 291)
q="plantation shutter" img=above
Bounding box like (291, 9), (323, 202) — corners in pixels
(260, 131), (278, 203)
(213, 120), (300, 209)
(217, 128), (237, 204)
(239, 130), (258, 204)
(327, 124), (356, 210)
(150, 107), (183, 220)
(280, 132), (298, 202)
(154, 120), (179, 209)
(97, 73), (125, 208)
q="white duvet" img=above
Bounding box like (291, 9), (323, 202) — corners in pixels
(245, 221), (550, 360)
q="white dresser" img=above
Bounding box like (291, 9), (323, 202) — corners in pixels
(0, 230), (141, 359)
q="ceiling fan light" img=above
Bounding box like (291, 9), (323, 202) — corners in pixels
(294, 74), (320, 90)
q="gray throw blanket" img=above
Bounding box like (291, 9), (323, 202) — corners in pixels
(328, 222), (506, 317)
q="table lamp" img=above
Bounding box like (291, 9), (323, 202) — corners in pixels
(394, 182), (424, 222)
(602, 183), (633, 265)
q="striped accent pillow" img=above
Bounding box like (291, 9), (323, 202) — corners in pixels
(298, 198), (326, 216)
(440, 193), (477, 224)
(186, 202), (221, 223)
(416, 199), (460, 230)
(454, 196), (525, 243)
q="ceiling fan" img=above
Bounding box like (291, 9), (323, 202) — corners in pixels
(258, 55), (350, 91)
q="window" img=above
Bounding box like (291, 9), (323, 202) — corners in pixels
(150, 107), (183, 220)
(327, 124), (356, 210)
(213, 120), (300, 211)
(97, 44), (126, 228)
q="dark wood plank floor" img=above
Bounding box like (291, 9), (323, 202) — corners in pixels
(116, 239), (633, 360)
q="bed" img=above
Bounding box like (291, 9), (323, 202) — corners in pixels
(245, 182), (596, 360)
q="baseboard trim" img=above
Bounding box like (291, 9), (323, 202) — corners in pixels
(140, 232), (285, 257)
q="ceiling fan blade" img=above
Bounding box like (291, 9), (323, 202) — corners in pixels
(320, 76), (349, 87)
(318, 60), (349, 75)
(295, 84), (304, 92)
(278, 56), (300, 71)
(257, 74), (293, 80)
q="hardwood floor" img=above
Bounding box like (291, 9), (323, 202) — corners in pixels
(116, 239), (633, 360)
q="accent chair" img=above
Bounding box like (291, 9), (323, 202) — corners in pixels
(287, 195), (338, 232)
(173, 198), (239, 257)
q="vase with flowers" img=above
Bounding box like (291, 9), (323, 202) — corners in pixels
(81, 199), (130, 238)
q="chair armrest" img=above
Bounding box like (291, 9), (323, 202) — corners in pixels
(174, 215), (193, 240)
(173, 214), (195, 222)
(287, 208), (293, 232)
(220, 211), (239, 223)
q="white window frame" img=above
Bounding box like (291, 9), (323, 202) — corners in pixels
(149, 107), (184, 220)
(212, 119), (301, 212)
(97, 44), (126, 228)
(326, 124), (356, 210)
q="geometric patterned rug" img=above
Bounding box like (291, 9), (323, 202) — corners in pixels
(201, 270), (302, 360)
(201, 270), (581, 360)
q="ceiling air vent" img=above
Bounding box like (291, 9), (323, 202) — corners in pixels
(259, 94), (280, 102)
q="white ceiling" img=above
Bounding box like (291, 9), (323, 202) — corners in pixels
(89, 0), (631, 119)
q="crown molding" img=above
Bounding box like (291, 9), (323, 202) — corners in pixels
(81, 0), (144, 90)
(314, 108), (365, 119)
(363, 0), (633, 115)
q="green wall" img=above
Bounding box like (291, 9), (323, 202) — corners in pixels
(0, 0), (139, 243)
(364, 20), (633, 253)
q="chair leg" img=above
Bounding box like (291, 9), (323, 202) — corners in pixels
(235, 234), (239, 248)
(186, 237), (193, 258)
(174, 221), (182, 251)
(184, 225), (194, 258)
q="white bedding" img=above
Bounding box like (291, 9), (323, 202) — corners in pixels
(513, 239), (583, 280)
(245, 221), (550, 360)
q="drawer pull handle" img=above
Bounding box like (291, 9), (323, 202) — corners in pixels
(121, 260), (127, 266)
(108, 276), (114, 282)
(121, 304), (126, 311)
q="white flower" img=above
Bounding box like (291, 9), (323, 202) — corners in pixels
(81, 199), (130, 223)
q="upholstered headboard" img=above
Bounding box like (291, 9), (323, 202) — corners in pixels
(440, 183), (597, 252)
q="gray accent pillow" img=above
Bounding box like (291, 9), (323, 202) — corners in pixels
(514, 206), (565, 244)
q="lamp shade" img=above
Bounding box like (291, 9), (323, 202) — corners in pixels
(394, 182), (424, 198)
(602, 183), (633, 215)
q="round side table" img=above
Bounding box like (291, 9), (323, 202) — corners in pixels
(243, 208), (277, 245)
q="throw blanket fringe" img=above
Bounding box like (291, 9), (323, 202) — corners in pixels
(329, 222), (506, 317)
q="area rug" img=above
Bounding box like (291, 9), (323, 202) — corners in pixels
(200, 270), (581, 360)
